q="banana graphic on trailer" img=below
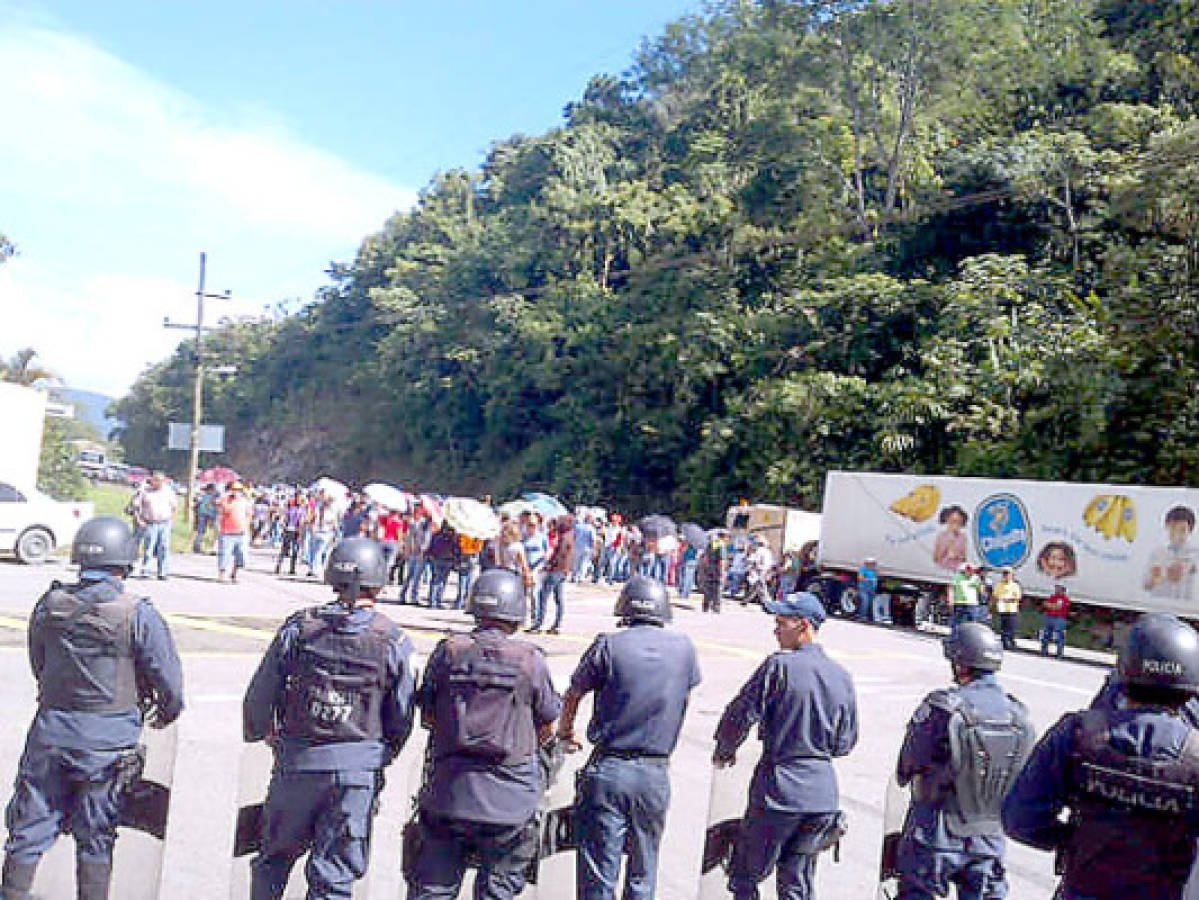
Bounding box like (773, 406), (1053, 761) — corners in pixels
(1083, 494), (1137, 542)
(889, 485), (942, 523)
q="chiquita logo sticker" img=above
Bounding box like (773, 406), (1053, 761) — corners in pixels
(974, 494), (1032, 569)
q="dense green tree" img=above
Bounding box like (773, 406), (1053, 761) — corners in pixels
(115, 0), (1199, 515)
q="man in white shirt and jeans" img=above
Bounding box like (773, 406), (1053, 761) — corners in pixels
(137, 471), (178, 580)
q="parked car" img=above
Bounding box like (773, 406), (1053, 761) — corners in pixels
(0, 479), (93, 564)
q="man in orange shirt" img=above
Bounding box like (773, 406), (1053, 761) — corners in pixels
(218, 482), (254, 583)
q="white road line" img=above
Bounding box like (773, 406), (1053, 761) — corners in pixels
(1002, 671), (1094, 696)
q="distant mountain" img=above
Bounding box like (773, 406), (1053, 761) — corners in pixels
(58, 388), (121, 440)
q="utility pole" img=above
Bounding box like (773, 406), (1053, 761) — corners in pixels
(165, 252), (230, 527)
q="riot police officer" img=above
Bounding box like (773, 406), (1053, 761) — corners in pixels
(713, 591), (858, 899)
(405, 568), (562, 899)
(242, 537), (416, 900)
(557, 575), (701, 899)
(895, 623), (1034, 899)
(1003, 612), (1199, 899)
(1, 516), (184, 900)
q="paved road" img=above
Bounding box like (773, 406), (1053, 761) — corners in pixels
(0, 547), (1112, 898)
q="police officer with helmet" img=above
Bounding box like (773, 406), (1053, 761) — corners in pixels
(713, 591), (858, 899)
(242, 536), (416, 899)
(405, 567), (562, 899)
(1003, 612), (1199, 899)
(1, 516), (184, 900)
(556, 575), (701, 899)
(895, 622), (1034, 899)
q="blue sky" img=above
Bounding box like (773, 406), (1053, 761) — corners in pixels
(0, 0), (697, 397)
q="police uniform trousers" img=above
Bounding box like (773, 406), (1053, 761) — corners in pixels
(895, 807), (1006, 900)
(575, 754), (671, 900)
(4, 742), (130, 867)
(405, 811), (538, 900)
(728, 809), (841, 900)
(250, 770), (378, 900)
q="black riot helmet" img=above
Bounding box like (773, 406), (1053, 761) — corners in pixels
(615, 575), (672, 625)
(71, 516), (138, 570)
(943, 623), (1003, 672)
(1119, 613), (1199, 694)
(467, 569), (526, 624)
(324, 538), (388, 593)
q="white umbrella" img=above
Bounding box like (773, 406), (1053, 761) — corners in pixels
(312, 476), (348, 499)
(444, 497), (500, 540)
(498, 499), (538, 518)
(363, 483), (411, 512)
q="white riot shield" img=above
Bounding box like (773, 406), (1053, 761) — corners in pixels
(28, 723), (178, 900)
(526, 737), (588, 899)
(697, 745), (762, 900)
(876, 772), (911, 900)
(1186, 847), (1199, 900)
(228, 741), (382, 900)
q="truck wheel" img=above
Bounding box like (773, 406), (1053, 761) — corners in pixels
(838, 585), (859, 617)
(16, 528), (53, 565)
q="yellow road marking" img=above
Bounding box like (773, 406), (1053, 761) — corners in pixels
(0, 610), (927, 665)
(165, 614), (274, 640)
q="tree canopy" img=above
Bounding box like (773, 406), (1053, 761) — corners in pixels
(115, 0), (1199, 517)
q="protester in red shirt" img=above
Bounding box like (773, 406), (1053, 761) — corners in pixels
(378, 507), (404, 587)
(217, 483), (253, 583)
(1040, 584), (1071, 657)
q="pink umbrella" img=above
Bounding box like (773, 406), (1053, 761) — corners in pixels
(198, 466), (240, 485)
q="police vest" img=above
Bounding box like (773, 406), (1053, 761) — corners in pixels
(919, 689), (1035, 838)
(281, 610), (394, 744)
(1062, 709), (1199, 895)
(433, 633), (541, 765)
(37, 584), (140, 714)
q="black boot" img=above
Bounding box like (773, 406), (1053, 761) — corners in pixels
(76, 859), (112, 900)
(1, 856), (37, 900)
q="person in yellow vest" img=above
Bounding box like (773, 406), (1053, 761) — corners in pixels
(992, 568), (1023, 650)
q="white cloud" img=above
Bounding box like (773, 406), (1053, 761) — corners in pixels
(0, 260), (197, 398)
(0, 17), (417, 397)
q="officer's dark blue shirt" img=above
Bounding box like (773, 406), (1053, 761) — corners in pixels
(570, 623), (701, 757)
(418, 626), (561, 825)
(714, 642), (858, 813)
(1002, 704), (1199, 852)
(27, 571), (184, 751)
(897, 673), (1012, 852)
(243, 602), (416, 773)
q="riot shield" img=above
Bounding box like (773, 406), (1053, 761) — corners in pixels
(876, 772), (911, 900)
(1186, 845), (1199, 900)
(396, 736), (584, 900)
(697, 747), (759, 900)
(26, 723), (178, 900)
(228, 741), (380, 900)
(527, 736), (587, 899)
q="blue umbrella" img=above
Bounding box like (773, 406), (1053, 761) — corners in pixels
(522, 492), (569, 519)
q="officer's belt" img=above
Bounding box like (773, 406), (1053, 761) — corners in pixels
(591, 747), (669, 762)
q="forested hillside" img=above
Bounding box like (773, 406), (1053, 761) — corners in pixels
(114, 0), (1198, 518)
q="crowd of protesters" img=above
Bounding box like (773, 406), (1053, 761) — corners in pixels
(167, 480), (803, 635)
(126, 475), (1077, 651)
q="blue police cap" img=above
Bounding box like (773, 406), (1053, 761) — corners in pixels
(763, 591), (827, 627)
